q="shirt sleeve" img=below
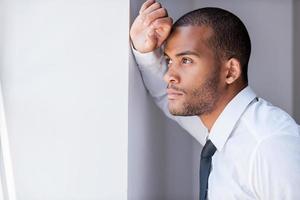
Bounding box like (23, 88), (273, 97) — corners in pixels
(249, 134), (300, 200)
(131, 46), (207, 145)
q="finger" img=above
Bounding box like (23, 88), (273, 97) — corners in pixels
(142, 2), (161, 15)
(152, 17), (173, 29)
(144, 7), (168, 26)
(146, 28), (158, 47)
(139, 0), (156, 14)
(147, 28), (157, 41)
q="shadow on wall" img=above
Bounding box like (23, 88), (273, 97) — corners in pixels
(293, 0), (300, 124)
(128, 0), (197, 199)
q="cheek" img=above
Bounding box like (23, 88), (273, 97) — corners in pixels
(219, 68), (228, 87)
(181, 67), (208, 89)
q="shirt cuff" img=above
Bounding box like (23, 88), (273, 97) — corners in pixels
(131, 43), (163, 68)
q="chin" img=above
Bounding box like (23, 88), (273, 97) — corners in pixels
(168, 101), (203, 116)
(168, 106), (188, 116)
(168, 100), (185, 116)
(168, 106), (181, 116)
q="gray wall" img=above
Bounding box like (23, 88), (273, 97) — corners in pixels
(194, 0), (294, 116)
(129, 0), (197, 199)
(294, 0), (300, 123)
(129, 1), (195, 199)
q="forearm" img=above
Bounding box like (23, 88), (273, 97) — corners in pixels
(131, 47), (167, 99)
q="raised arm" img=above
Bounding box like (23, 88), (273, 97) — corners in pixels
(130, 0), (207, 145)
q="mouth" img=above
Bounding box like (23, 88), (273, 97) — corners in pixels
(167, 89), (184, 100)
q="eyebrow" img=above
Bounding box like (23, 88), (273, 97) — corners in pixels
(164, 50), (200, 58)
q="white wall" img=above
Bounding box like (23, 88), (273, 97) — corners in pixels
(0, 0), (129, 199)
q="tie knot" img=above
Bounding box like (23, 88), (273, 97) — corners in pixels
(201, 140), (216, 158)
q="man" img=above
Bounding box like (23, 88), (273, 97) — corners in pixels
(130, 0), (300, 199)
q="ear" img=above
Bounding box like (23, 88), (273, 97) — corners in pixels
(224, 58), (242, 84)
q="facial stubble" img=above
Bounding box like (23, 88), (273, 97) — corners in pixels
(169, 65), (221, 116)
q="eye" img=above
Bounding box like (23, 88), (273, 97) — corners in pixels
(165, 57), (173, 65)
(182, 57), (193, 64)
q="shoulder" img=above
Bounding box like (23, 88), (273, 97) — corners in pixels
(241, 98), (299, 141)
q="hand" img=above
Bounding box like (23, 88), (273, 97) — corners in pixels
(130, 0), (173, 53)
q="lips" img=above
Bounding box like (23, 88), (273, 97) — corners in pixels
(167, 89), (184, 100)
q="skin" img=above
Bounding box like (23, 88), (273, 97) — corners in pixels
(130, 0), (172, 53)
(163, 26), (222, 117)
(130, 0), (247, 131)
(163, 25), (247, 130)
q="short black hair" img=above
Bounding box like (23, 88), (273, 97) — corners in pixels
(173, 7), (251, 83)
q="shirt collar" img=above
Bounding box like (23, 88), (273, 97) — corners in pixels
(208, 86), (257, 152)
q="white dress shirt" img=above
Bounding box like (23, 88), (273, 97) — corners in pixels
(132, 47), (300, 200)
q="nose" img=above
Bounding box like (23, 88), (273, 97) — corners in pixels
(163, 65), (180, 84)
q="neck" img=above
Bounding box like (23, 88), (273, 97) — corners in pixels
(199, 83), (247, 132)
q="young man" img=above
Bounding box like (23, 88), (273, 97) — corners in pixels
(130, 0), (300, 199)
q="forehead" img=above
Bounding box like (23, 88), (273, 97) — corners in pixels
(164, 25), (214, 55)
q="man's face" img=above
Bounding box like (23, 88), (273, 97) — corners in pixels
(163, 25), (223, 116)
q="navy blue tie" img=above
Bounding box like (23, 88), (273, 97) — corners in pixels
(200, 140), (216, 200)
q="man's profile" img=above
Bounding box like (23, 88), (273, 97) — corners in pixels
(130, 0), (300, 199)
